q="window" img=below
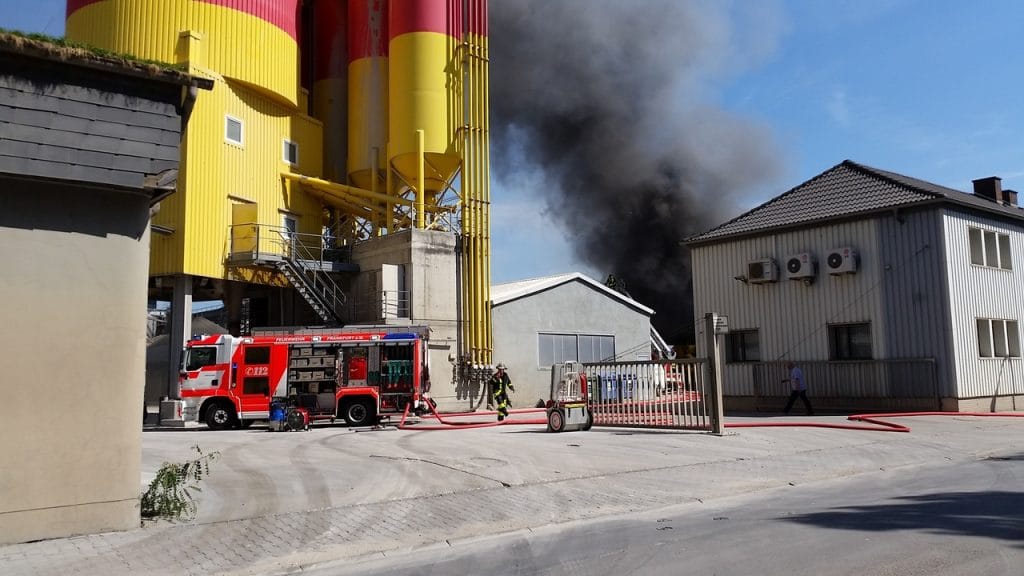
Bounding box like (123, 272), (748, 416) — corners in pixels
(225, 115), (243, 145)
(184, 347), (218, 371)
(828, 323), (872, 360)
(282, 139), (299, 165)
(968, 227), (1012, 269)
(244, 346), (271, 364)
(242, 376), (269, 396)
(725, 330), (760, 363)
(538, 333), (615, 366)
(977, 318), (1021, 358)
(579, 335), (616, 363)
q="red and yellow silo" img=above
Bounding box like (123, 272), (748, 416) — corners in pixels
(345, 0), (389, 194)
(66, 0), (302, 106)
(388, 0), (463, 222)
(311, 0), (349, 183)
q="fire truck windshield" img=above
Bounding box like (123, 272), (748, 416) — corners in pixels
(184, 346), (218, 371)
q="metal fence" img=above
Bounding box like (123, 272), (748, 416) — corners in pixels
(752, 359), (939, 410)
(576, 359), (711, 430)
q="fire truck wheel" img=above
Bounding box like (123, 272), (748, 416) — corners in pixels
(547, 409), (565, 433)
(343, 399), (376, 427)
(205, 403), (236, 430)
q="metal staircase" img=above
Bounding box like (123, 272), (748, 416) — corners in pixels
(274, 257), (346, 325)
(227, 224), (350, 325)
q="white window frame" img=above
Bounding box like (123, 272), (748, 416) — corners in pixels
(537, 333), (615, 367)
(282, 139), (299, 166)
(968, 226), (1012, 270)
(225, 115), (244, 146)
(977, 318), (1021, 358)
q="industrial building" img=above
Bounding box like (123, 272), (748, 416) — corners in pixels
(65, 0), (493, 410)
(0, 32), (210, 544)
(688, 160), (1024, 412)
(490, 273), (662, 406)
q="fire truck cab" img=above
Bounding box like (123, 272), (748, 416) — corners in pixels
(180, 331), (429, 429)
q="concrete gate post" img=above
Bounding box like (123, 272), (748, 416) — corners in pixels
(704, 312), (726, 435)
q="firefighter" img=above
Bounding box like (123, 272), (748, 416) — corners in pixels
(489, 363), (515, 421)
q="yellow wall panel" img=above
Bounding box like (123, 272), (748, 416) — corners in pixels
(147, 76), (323, 282)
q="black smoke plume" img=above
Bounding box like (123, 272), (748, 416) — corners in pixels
(489, 1), (782, 343)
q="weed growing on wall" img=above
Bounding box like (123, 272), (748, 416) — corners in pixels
(140, 445), (219, 522)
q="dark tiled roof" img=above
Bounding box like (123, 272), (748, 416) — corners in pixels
(686, 160), (1024, 245)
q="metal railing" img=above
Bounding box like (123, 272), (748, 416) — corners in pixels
(229, 223), (352, 265)
(228, 224), (348, 323)
(344, 290), (411, 323)
(752, 359), (939, 410)
(575, 359), (711, 430)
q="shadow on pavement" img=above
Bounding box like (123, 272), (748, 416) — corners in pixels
(783, 484), (1024, 546)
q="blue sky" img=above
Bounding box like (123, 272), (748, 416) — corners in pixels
(5, 0), (1023, 285)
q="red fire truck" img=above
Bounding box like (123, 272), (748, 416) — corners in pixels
(179, 330), (430, 429)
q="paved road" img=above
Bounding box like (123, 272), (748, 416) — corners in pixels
(1, 414), (1021, 575)
(338, 454), (1024, 576)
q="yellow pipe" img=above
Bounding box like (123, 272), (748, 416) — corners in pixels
(371, 148), (380, 235)
(416, 129), (425, 229)
(282, 172), (415, 207)
(483, 31), (493, 361)
(386, 141), (394, 231)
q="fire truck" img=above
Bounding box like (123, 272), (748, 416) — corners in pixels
(179, 329), (430, 429)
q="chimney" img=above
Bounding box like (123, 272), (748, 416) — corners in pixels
(1005, 190), (1019, 207)
(972, 176), (1003, 203)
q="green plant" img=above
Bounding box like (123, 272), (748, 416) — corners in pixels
(140, 445), (219, 521)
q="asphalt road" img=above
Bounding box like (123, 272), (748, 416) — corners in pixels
(337, 453), (1024, 576)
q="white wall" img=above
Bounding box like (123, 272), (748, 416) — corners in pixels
(942, 208), (1024, 402)
(692, 219), (884, 396)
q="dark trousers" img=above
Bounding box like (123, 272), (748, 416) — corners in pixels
(784, 390), (813, 415)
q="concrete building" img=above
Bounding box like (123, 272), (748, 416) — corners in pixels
(490, 273), (657, 406)
(0, 34), (209, 543)
(687, 160), (1024, 412)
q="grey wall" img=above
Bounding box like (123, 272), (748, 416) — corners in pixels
(492, 280), (653, 406)
(351, 229), (461, 409)
(0, 50), (187, 544)
(0, 180), (152, 544)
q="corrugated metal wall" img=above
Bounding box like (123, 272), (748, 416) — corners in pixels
(877, 209), (952, 395)
(941, 208), (1024, 399)
(692, 219), (883, 396)
(150, 78), (323, 278)
(67, 0), (300, 105)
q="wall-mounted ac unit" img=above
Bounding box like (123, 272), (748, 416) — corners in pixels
(785, 252), (817, 280)
(826, 247), (859, 275)
(746, 258), (778, 284)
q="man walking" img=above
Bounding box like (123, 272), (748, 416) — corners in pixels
(782, 361), (814, 415)
(489, 363), (515, 421)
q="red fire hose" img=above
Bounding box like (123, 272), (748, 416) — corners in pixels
(398, 400), (548, 430)
(726, 411), (1024, 433)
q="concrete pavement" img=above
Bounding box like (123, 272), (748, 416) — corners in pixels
(2, 413), (1021, 575)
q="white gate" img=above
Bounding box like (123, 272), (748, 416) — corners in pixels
(580, 360), (712, 430)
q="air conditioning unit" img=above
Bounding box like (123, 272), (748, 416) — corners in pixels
(746, 258), (778, 284)
(785, 252), (817, 280)
(826, 247), (859, 275)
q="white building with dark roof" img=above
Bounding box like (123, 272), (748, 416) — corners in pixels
(686, 160), (1024, 412)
